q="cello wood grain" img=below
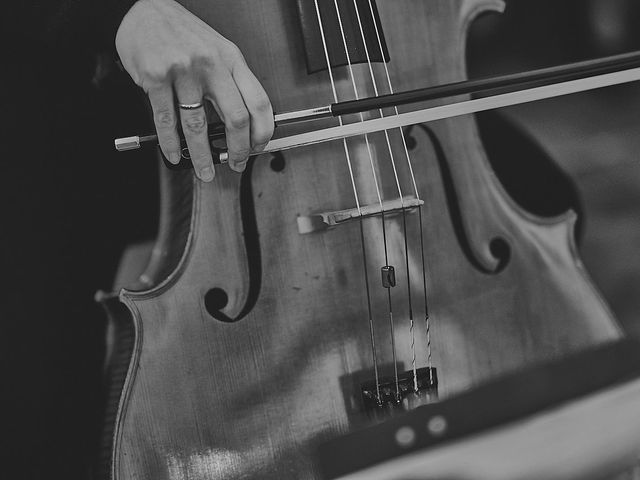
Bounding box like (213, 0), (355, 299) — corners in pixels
(103, 1), (622, 478)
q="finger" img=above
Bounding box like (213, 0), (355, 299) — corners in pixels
(204, 69), (251, 173)
(148, 84), (181, 165)
(175, 75), (215, 182)
(232, 62), (274, 154)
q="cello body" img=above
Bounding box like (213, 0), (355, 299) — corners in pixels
(102, 1), (622, 478)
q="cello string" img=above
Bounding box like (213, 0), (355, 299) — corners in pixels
(351, 0), (419, 393)
(313, 0), (382, 404)
(365, 0), (434, 381)
(363, 2), (419, 197)
(332, 0), (400, 401)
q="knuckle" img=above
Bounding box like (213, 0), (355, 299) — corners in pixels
(223, 44), (247, 72)
(155, 109), (176, 129)
(226, 110), (250, 131)
(194, 49), (220, 69)
(159, 137), (179, 153)
(146, 68), (169, 84)
(139, 69), (169, 90)
(137, 56), (174, 86)
(168, 55), (193, 75)
(254, 95), (272, 114)
(225, 43), (244, 63)
(183, 114), (207, 135)
(254, 132), (272, 147)
(229, 147), (251, 161)
(190, 153), (210, 168)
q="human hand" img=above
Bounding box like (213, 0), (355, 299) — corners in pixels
(115, 0), (274, 181)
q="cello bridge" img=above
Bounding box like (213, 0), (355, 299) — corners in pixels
(297, 196), (424, 234)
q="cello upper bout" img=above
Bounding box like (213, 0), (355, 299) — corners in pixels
(460, 0), (505, 27)
(458, 0), (505, 57)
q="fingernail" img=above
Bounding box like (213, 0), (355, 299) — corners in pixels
(230, 157), (248, 173)
(169, 152), (180, 165)
(200, 166), (214, 182)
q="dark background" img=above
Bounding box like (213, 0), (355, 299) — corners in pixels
(3, 1), (640, 478)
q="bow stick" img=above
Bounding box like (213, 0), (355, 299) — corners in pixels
(114, 51), (640, 164)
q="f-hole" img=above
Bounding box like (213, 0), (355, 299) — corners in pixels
(406, 124), (511, 274)
(296, 0), (390, 74)
(205, 155), (264, 323)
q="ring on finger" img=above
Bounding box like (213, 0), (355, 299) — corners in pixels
(179, 101), (204, 110)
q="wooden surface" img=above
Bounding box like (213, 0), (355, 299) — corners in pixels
(106, 1), (625, 479)
(493, 83), (640, 339)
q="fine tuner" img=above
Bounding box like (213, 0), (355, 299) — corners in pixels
(114, 51), (640, 164)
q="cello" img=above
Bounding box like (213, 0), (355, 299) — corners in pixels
(100, 0), (626, 478)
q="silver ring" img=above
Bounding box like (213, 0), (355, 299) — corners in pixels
(179, 101), (204, 110)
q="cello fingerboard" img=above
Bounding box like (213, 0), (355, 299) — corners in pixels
(296, 0), (390, 74)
